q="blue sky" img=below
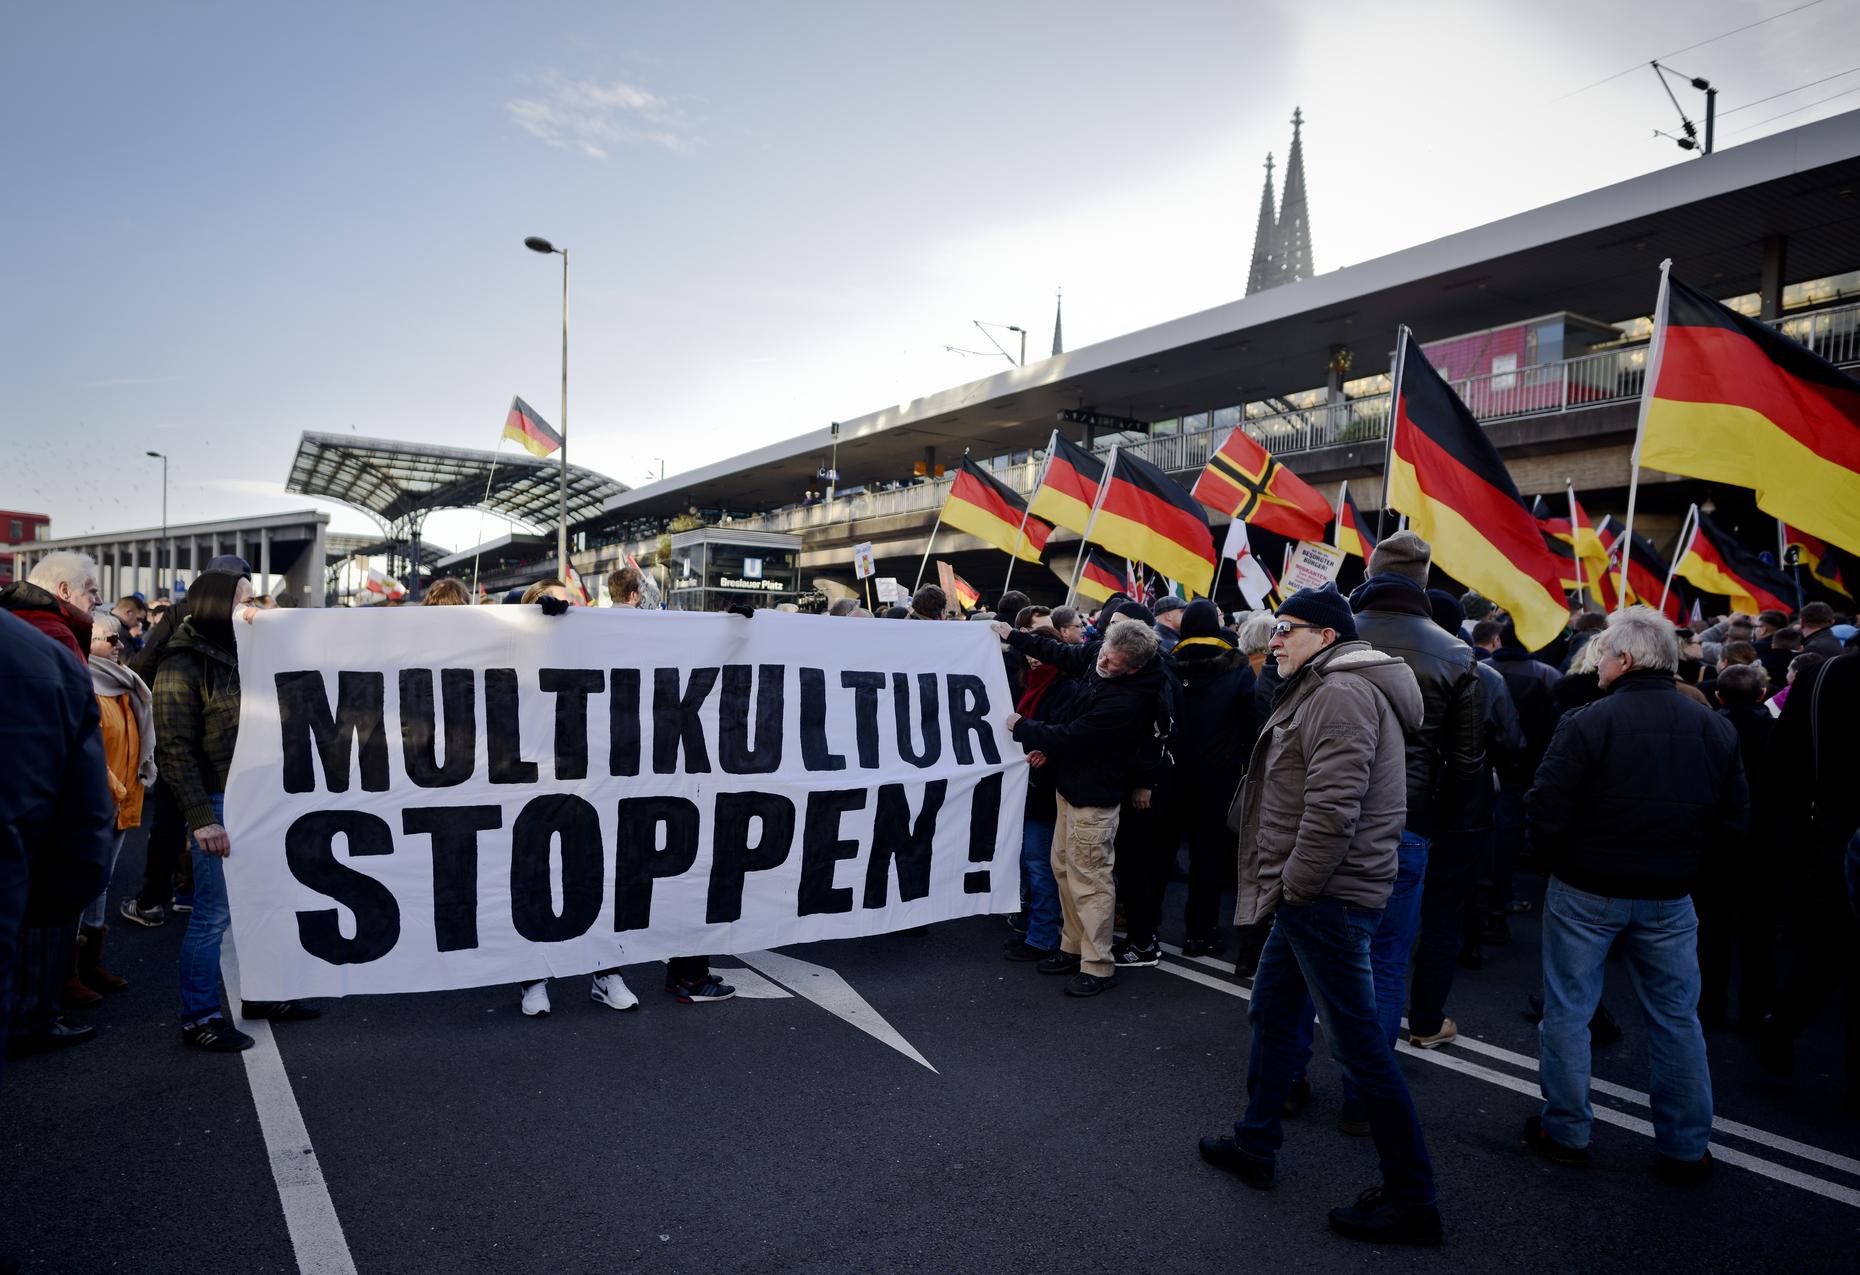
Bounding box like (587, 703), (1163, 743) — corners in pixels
(7, 0), (1859, 549)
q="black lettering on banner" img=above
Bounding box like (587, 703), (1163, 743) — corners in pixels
(798, 788), (867, 916)
(399, 668), (476, 787)
(840, 670), (885, 769)
(285, 810), (400, 964)
(945, 674), (1000, 766)
(706, 791), (797, 924)
(964, 772), (1004, 893)
(613, 795), (699, 932)
(798, 668), (845, 771)
(609, 668), (641, 776)
(509, 795), (603, 942)
(864, 780), (945, 908)
(654, 667), (719, 773)
(402, 805), (502, 952)
(892, 672), (942, 768)
(539, 668), (604, 780)
(484, 669), (538, 784)
(276, 670), (389, 793)
(719, 664), (785, 774)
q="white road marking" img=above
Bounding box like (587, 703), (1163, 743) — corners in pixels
(221, 936), (359, 1275)
(738, 949), (937, 1073)
(1153, 946), (1860, 1209)
(711, 963), (795, 999)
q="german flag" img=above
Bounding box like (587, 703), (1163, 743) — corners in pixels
(1815, 545), (1855, 599)
(1593, 517), (1679, 619)
(1675, 511), (1793, 615)
(1192, 428), (1333, 541)
(1639, 272), (1860, 554)
(1074, 548), (1126, 605)
(1387, 335), (1571, 649)
(1333, 485), (1378, 560)
(941, 457), (1052, 564)
(1531, 492), (1610, 580)
(1092, 450), (1218, 597)
(1784, 523), (1853, 597)
(1027, 434), (1103, 534)
(503, 396), (563, 458)
(948, 569), (981, 613)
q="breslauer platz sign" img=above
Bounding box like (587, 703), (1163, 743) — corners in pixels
(224, 607), (1028, 1000)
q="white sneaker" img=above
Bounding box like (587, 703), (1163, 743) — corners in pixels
(520, 981), (551, 1017)
(590, 972), (639, 1011)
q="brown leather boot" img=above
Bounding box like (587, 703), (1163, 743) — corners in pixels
(64, 934), (103, 1008)
(79, 923), (128, 994)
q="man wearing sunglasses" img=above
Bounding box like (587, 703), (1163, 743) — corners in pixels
(1198, 582), (1441, 1246)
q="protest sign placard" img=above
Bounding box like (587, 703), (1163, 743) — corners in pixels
(874, 577), (902, 605)
(223, 608), (1027, 999)
(1281, 540), (1347, 594)
(852, 542), (876, 580)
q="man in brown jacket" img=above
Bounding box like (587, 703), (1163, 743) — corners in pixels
(1198, 583), (1441, 1246)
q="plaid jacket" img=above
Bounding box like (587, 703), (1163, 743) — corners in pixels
(152, 621), (241, 831)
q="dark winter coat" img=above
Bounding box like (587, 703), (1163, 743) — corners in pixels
(0, 580), (87, 665)
(1168, 639), (1258, 800)
(1525, 668), (1747, 899)
(152, 619), (242, 832)
(1016, 660), (1088, 824)
(1352, 579), (1484, 837)
(1764, 652), (1859, 865)
(1007, 629), (1170, 809)
(1488, 645), (1561, 788)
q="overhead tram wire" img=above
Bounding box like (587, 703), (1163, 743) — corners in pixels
(1553, 0), (1828, 102)
(1734, 82), (1860, 133)
(1713, 64), (1860, 118)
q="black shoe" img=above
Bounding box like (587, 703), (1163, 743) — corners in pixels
(1481, 915), (1511, 946)
(4, 1020), (97, 1058)
(1654, 1149), (1713, 1183)
(1337, 1098), (1371, 1137)
(1458, 946), (1485, 971)
(182, 1018), (255, 1053)
(1181, 933), (1227, 959)
(241, 1000), (323, 1022)
(1004, 941), (1055, 963)
(1522, 1115), (1589, 1166)
(1198, 1134), (1277, 1190)
(1327, 1185), (1442, 1247)
(1006, 911), (1029, 934)
(1112, 939), (1160, 968)
(1590, 1004), (1623, 1049)
(1752, 1017), (1794, 1079)
(1233, 954), (1260, 980)
(1064, 972), (1115, 997)
(1037, 952), (1082, 976)
(1281, 1078), (1313, 1118)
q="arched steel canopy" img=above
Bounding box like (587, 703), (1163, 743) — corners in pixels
(286, 432), (628, 530)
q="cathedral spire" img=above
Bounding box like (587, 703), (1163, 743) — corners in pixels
(1245, 151), (1277, 296)
(1051, 288), (1064, 357)
(1273, 107), (1313, 287)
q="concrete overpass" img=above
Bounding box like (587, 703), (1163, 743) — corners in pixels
(8, 509), (332, 605)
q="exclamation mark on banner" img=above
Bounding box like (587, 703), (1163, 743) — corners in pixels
(964, 772), (1004, 893)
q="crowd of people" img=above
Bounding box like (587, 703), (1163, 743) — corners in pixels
(3, 540), (1857, 1248)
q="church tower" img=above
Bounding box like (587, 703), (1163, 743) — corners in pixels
(1245, 152), (1277, 296)
(1051, 289), (1064, 357)
(1272, 107), (1314, 287)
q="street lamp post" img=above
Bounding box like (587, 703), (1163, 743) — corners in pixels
(524, 236), (571, 580)
(145, 450), (167, 597)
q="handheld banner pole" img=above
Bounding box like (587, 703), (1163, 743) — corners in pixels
(1566, 478), (1587, 610)
(1378, 326), (1410, 542)
(1334, 480), (1349, 549)
(913, 494), (947, 594)
(1658, 503), (1699, 617)
(1620, 259), (1673, 609)
(1003, 430), (1057, 596)
(1065, 444), (1119, 608)
(470, 440), (505, 602)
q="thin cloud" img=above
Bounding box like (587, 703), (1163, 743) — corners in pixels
(505, 73), (697, 158)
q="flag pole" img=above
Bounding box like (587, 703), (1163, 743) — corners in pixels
(1658, 502), (1699, 616)
(913, 492), (947, 593)
(1565, 478), (1587, 610)
(470, 434), (508, 602)
(1378, 326), (1411, 541)
(1620, 258), (1674, 609)
(1003, 430), (1057, 596)
(1065, 444), (1119, 608)
(1334, 480), (1349, 549)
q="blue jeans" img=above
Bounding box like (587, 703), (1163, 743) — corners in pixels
(1236, 897), (1436, 1205)
(1539, 877), (1713, 1159)
(179, 794), (232, 1026)
(1021, 819), (1061, 950)
(1292, 830), (1429, 1096)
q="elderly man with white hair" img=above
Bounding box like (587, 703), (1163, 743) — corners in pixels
(0, 551), (102, 663)
(1523, 606), (1748, 1181)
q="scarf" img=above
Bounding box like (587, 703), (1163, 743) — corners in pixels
(91, 654), (156, 785)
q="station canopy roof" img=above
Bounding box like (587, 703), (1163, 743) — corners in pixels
(324, 532), (454, 565)
(288, 432), (628, 530)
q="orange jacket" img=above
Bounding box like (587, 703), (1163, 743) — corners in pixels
(96, 693), (145, 830)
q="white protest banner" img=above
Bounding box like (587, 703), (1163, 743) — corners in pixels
(874, 577), (902, 605)
(852, 541), (876, 580)
(1281, 540), (1348, 594)
(223, 608), (1028, 1000)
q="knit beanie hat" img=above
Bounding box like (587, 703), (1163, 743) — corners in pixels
(1179, 598), (1223, 640)
(1426, 588), (1465, 636)
(1460, 591), (1494, 621)
(1112, 600), (1155, 627)
(1367, 530), (1431, 586)
(1152, 595), (1186, 617)
(1277, 582), (1358, 641)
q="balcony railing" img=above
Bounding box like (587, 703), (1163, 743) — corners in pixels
(732, 296), (1860, 534)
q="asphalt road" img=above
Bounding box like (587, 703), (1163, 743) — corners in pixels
(3, 828), (1855, 1274)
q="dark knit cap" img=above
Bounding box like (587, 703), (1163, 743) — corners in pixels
(1460, 591), (1494, 621)
(1152, 595), (1186, 616)
(1179, 598), (1223, 640)
(1367, 530), (1431, 586)
(1113, 600), (1155, 626)
(1426, 588), (1465, 636)
(1277, 582), (1357, 640)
